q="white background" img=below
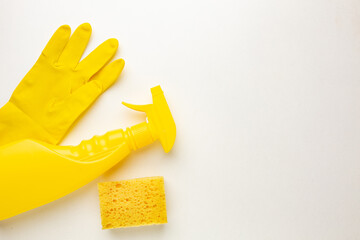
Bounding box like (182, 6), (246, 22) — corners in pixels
(0, 0), (360, 239)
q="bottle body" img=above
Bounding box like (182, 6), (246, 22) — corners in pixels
(0, 121), (157, 220)
(0, 134), (131, 220)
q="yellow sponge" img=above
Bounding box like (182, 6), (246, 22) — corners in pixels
(98, 176), (167, 229)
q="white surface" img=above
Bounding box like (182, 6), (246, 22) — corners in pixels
(0, 0), (360, 239)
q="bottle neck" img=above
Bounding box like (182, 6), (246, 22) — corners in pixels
(52, 121), (157, 161)
(125, 122), (156, 151)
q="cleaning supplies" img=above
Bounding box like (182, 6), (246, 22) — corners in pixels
(98, 176), (167, 229)
(0, 86), (176, 221)
(0, 23), (124, 146)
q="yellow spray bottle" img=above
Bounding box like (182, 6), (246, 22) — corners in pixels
(0, 86), (175, 221)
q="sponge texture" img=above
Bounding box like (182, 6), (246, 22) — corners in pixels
(98, 176), (167, 229)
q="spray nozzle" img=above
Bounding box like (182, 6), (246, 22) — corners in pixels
(122, 86), (176, 153)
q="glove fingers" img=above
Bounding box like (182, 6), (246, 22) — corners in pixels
(57, 23), (92, 68)
(76, 38), (118, 81)
(67, 59), (124, 115)
(42, 25), (71, 63)
(89, 59), (125, 91)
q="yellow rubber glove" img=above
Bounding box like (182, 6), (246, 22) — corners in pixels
(0, 23), (125, 145)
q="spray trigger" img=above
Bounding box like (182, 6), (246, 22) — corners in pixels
(122, 102), (151, 113)
(122, 86), (176, 153)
